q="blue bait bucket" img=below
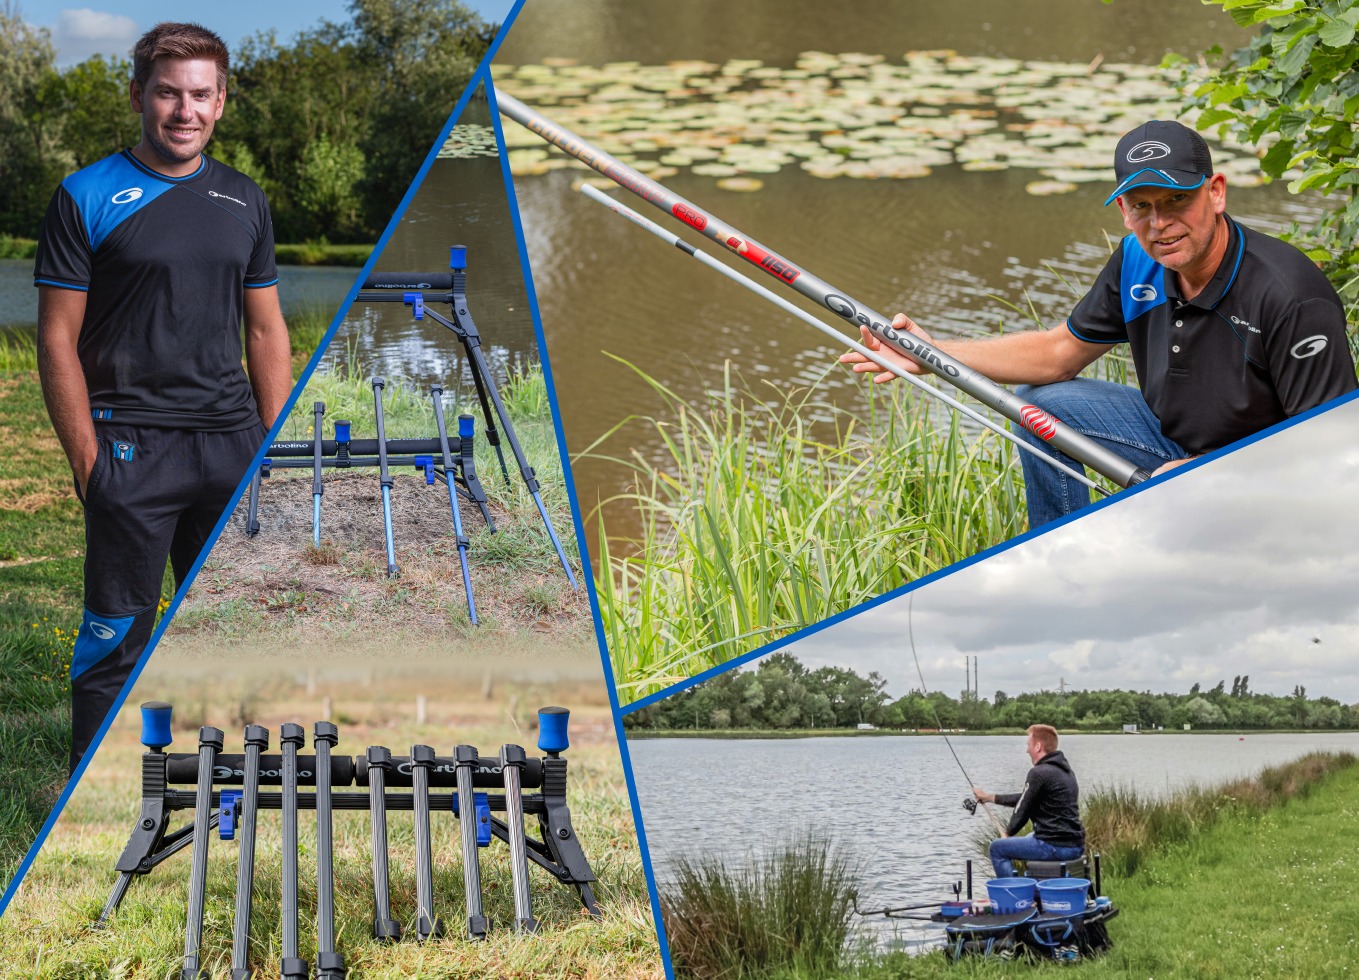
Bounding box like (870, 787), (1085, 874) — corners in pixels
(986, 877), (1037, 914)
(1037, 877), (1091, 916)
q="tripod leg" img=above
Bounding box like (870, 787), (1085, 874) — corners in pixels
(500, 744), (538, 933)
(230, 726), (268, 980)
(366, 747), (401, 942)
(245, 468), (262, 537)
(180, 727), (223, 980)
(455, 745), (488, 939)
(371, 377), (399, 577)
(411, 745), (443, 940)
(279, 723), (308, 980)
(314, 723), (346, 979)
(430, 387), (477, 624)
(312, 402), (325, 548)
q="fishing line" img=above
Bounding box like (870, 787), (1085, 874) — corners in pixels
(578, 183), (1109, 495)
(907, 593), (1007, 836)
(496, 89), (1154, 490)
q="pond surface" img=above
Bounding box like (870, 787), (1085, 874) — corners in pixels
(629, 732), (1359, 947)
(493, 0), (1322, 551)
(323, 99), (540, 400)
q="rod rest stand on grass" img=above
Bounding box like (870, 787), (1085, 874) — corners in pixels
(97, 704), (599, 976)
(245, 385), (487, 621)
(355, 245), (578, 589)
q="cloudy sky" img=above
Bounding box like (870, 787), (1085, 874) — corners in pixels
(28, 2), (517, 66)
(789, 397), (1359, 703)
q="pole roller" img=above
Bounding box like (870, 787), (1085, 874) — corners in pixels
(495, 89), (1153, 490)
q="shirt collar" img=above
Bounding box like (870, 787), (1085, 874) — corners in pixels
(1164, 215), (1243, 310)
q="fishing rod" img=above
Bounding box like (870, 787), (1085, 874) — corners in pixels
(577, 183), (1107, 495)
(908, 594), (1007, 837)
(495, 89), (1153, 491)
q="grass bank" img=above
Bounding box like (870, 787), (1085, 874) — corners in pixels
(3, 239), (373, 266)
(0, 308), (336, 887)
(0, 663), (663, 977)
(594, 362), (1029, 703)
(661, 752), (1359, 979)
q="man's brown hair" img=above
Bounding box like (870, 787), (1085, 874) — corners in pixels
(1027, 724), (1059, 755)
(132, 23), (230, 92)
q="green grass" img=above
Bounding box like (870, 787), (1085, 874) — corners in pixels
(659, 753), (1359, 979)
(663, 836), (860, 980)
(592, 360), (1027, 702)
(273, 242), (375, 267)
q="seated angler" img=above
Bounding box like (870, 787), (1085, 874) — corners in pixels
(972, 724), (1085, 878)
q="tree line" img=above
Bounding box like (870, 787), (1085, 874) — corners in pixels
(0, 0), (493, 244)
(624, 653), (1359, 732)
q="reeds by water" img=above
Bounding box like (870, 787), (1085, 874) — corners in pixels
(662, 836), (860, 980)
(592, 359), (1027, 700)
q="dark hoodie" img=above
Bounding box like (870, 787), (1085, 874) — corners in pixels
(993, 750), (1085, 849)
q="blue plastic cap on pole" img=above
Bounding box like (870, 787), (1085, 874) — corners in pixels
(458, 414), (475, 440)
(450, 245), (467, 270)
(139, 701), (173, 750)
(538, 706), (570, 755)
(335, 420), (351, 443)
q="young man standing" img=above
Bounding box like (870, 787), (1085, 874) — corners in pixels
(843, 120), (1357, 528)
(973, 724), (1086, 878)
(34, 23), (292, 768)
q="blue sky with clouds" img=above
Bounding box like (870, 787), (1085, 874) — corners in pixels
(25, 1), (518, 65)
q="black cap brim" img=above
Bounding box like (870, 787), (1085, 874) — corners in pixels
(1105, 167), (1206, 206)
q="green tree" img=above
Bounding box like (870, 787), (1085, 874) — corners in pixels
(47, 55), (137, 170)
(1180, 0), (1359, 324)
(0, 6), (71, 234)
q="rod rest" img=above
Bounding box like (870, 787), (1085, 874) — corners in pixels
(163, 753), (542, 789)
(266, 438), (458, 458)
(362, 272), (454, 291)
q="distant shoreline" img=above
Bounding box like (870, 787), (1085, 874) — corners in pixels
(3, 238), (373, 268)
(625, 727), (1359, 740)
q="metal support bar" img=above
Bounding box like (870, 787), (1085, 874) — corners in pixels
(365, 747), (401, 943)
(314, 723), (346, 979)
(279, 723), (308, 980)
(230, 725), (268, 980)
(180, 727), (222, 980)
(455, 744), (488, 939)
(411, 745), (443, 940)
(312, 402), (325, 547)
(371, 377), (399, 577)
(501, 744), (538, 933)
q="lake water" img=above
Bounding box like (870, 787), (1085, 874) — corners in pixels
(629, 732), (1359, 946)
(494, 0), (1326, 550)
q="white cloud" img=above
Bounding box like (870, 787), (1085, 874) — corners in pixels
(52, 9), (139, 66)
(788, 398), (1359, 702)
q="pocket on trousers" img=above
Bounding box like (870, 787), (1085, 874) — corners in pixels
(76, 442), (108, 506)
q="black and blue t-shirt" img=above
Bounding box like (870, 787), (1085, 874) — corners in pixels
(34, 151), (278, 431)
(1068, 217), (1357, 456)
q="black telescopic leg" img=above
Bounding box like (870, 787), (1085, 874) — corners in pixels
(430, 386), (477, 624)
(245, 467), (263, 536)
(312, 401), (325, 548)
(411, 745), (443, 940)
(500, 744), (539, 934)
(180, 726), (223, 980)
(279, 723), (308, 980)
(455, 744), (488, 939)
(230, 725), (269, 980)
(457, 412), (495, 530)
(365, 746), (401, 942)
(314, 723), (346, 979)
(371, 377), (399, 577)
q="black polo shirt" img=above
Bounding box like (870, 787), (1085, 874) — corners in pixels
(34, 150), (278, 431)
(1067, 216), (1356, 455)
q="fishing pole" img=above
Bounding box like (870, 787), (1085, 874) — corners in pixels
(577, 183), (1108, 496)
(907, 594), (1007, 837)
(495, 89), (1153, 491)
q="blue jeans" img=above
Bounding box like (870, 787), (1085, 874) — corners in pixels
(989, 834), (1085, 878)
(1013, 379), (1188, 529)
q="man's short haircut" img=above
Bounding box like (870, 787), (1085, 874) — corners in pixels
(1027, 724), (1059, 754)
(132, 23), (230, 92)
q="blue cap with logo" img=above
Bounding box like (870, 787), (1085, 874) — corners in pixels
(1105, 120), (1214, 206)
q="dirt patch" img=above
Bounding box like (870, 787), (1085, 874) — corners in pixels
(0, 479), (71, 513)
(172, 471), (590, 648)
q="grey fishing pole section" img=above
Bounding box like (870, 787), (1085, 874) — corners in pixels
(578, 184), (1107, 496)
(496, 89), (1153, 490)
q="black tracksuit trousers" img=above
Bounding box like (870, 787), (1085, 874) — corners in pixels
(71, 421), (266, 770)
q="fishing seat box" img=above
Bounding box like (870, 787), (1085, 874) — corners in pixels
(1025, 856), (1089, 880)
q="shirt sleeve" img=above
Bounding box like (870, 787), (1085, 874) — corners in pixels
(244, 193), (278, 288)
(33, 185), (92, 291)
(1067, 241), (1130, 345)
(1003, 774), (1037, 837)
(1263, 295), (1358, 415)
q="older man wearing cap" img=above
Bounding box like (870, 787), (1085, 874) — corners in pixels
(841, 120), (1357, 528)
